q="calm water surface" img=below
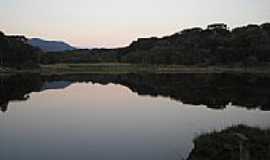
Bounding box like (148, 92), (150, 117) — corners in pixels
(0, 74), (270, 160)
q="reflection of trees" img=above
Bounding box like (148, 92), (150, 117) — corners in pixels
(0, 102), (8, 112)
(2, 73), (270, 112)
(46, 73), (270, 110)
(0, 74), (43, 112)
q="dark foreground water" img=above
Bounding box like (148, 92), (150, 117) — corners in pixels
(0, 74), (270, 160)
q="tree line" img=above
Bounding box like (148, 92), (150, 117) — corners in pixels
(1, 22), (270, 67)
(0, 31), (41, 68)
(41, 23), (270, 66)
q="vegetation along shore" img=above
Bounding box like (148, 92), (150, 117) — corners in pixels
(1, 22), (270, 74)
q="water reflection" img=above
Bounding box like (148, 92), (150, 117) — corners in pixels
(0, 75), (43, 112)
(1, 73), (270, 160)
(1, 73), (270, 112)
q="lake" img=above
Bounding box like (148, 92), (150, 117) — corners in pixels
(0, 73), (270, 160)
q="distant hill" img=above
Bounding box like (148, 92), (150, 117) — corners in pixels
(28, 38), (76, 52)
(41, 81), (72, 91)
(41, 22), (270, 66)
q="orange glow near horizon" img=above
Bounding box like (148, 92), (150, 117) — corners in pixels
(1, 0), (270, 48)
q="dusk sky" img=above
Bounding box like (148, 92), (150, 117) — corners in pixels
(1, 0), (270, 48)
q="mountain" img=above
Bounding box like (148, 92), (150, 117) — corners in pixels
(28, 38), (76, 52)
(41, 81), (72, 91)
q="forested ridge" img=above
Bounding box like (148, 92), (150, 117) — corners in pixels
(42, 23), (270, 66)
(1, 23), (270, 68)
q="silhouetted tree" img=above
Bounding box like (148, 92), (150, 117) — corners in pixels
(0, 31), (41, 68)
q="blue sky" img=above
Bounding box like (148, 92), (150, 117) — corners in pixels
(1, 0), (270, 48)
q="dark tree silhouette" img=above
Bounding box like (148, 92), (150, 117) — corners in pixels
(40, 22), (270, 66)
(0, 32), (41, 68)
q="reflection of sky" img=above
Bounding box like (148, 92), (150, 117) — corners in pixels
(1, 0), (270, 48)
(0, 82), (270, 160)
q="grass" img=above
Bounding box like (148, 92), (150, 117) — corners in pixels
(40, 63), (158, 75)
(2, 63), (270, 75)
(41, 63), (270, 75)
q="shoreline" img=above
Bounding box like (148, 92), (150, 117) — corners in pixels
(2, 63), (270, 75)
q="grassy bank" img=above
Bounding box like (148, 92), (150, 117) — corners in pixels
(2, 63), (270, 75)
(40, 63), (270, 75)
